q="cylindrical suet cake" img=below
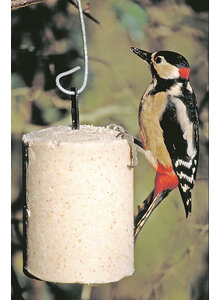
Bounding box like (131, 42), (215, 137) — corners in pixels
(22, 125), (134, 284)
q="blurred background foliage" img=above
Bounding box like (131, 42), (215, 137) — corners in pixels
(11, 0), (208, 299)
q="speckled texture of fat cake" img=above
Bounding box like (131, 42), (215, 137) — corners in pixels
(23, 125), (134, 283)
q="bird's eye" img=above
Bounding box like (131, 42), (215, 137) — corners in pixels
(155, 57), (162, 64)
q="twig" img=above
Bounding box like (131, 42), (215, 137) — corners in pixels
(66, 0), (100, 24)
(11, 0), (44, 10)
(11, 0), (100, 26)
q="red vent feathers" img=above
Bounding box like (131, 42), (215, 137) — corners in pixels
(154, 162), (178, 197)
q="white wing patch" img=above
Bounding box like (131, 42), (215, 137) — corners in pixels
(170, 96), (196, 158)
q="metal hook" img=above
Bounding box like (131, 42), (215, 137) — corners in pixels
(56, 0), (88, 96)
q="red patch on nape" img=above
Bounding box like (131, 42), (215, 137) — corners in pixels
(178, 68), (190, 80)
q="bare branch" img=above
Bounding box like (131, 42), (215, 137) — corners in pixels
(11, 0), (44, 10)
(66, 0), (100, 24)
(11, 0), (100, 25)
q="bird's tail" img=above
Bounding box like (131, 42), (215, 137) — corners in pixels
(134, 189), (170, 241)
(179, 186), (192, 218)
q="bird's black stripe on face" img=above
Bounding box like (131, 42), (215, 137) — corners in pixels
(149, 73), (189, 95)
(149, 78), (177, 94)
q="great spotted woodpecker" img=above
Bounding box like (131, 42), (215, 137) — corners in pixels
(127, 48), (199, 239)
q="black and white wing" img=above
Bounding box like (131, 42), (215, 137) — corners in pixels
(160, 90), (199, 217)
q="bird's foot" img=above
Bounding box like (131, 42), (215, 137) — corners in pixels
(107, 124), (139, 168)
(107, 123), (126, 133)
(117, 132), (139, 168)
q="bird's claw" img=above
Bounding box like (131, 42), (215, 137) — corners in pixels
(107, 123), (126, 133)
(107, 124), (139, 168)
(117, 132), (139, 168)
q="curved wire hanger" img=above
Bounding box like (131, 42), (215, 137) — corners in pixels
(56, 0), (88, 96)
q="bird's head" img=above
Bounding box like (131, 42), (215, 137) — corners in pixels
(131, 47), (190, 81)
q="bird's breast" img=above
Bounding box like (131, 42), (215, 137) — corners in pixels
(139, 90), (172, 168)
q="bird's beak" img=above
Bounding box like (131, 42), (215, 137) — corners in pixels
(130, 47), (152, 64)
